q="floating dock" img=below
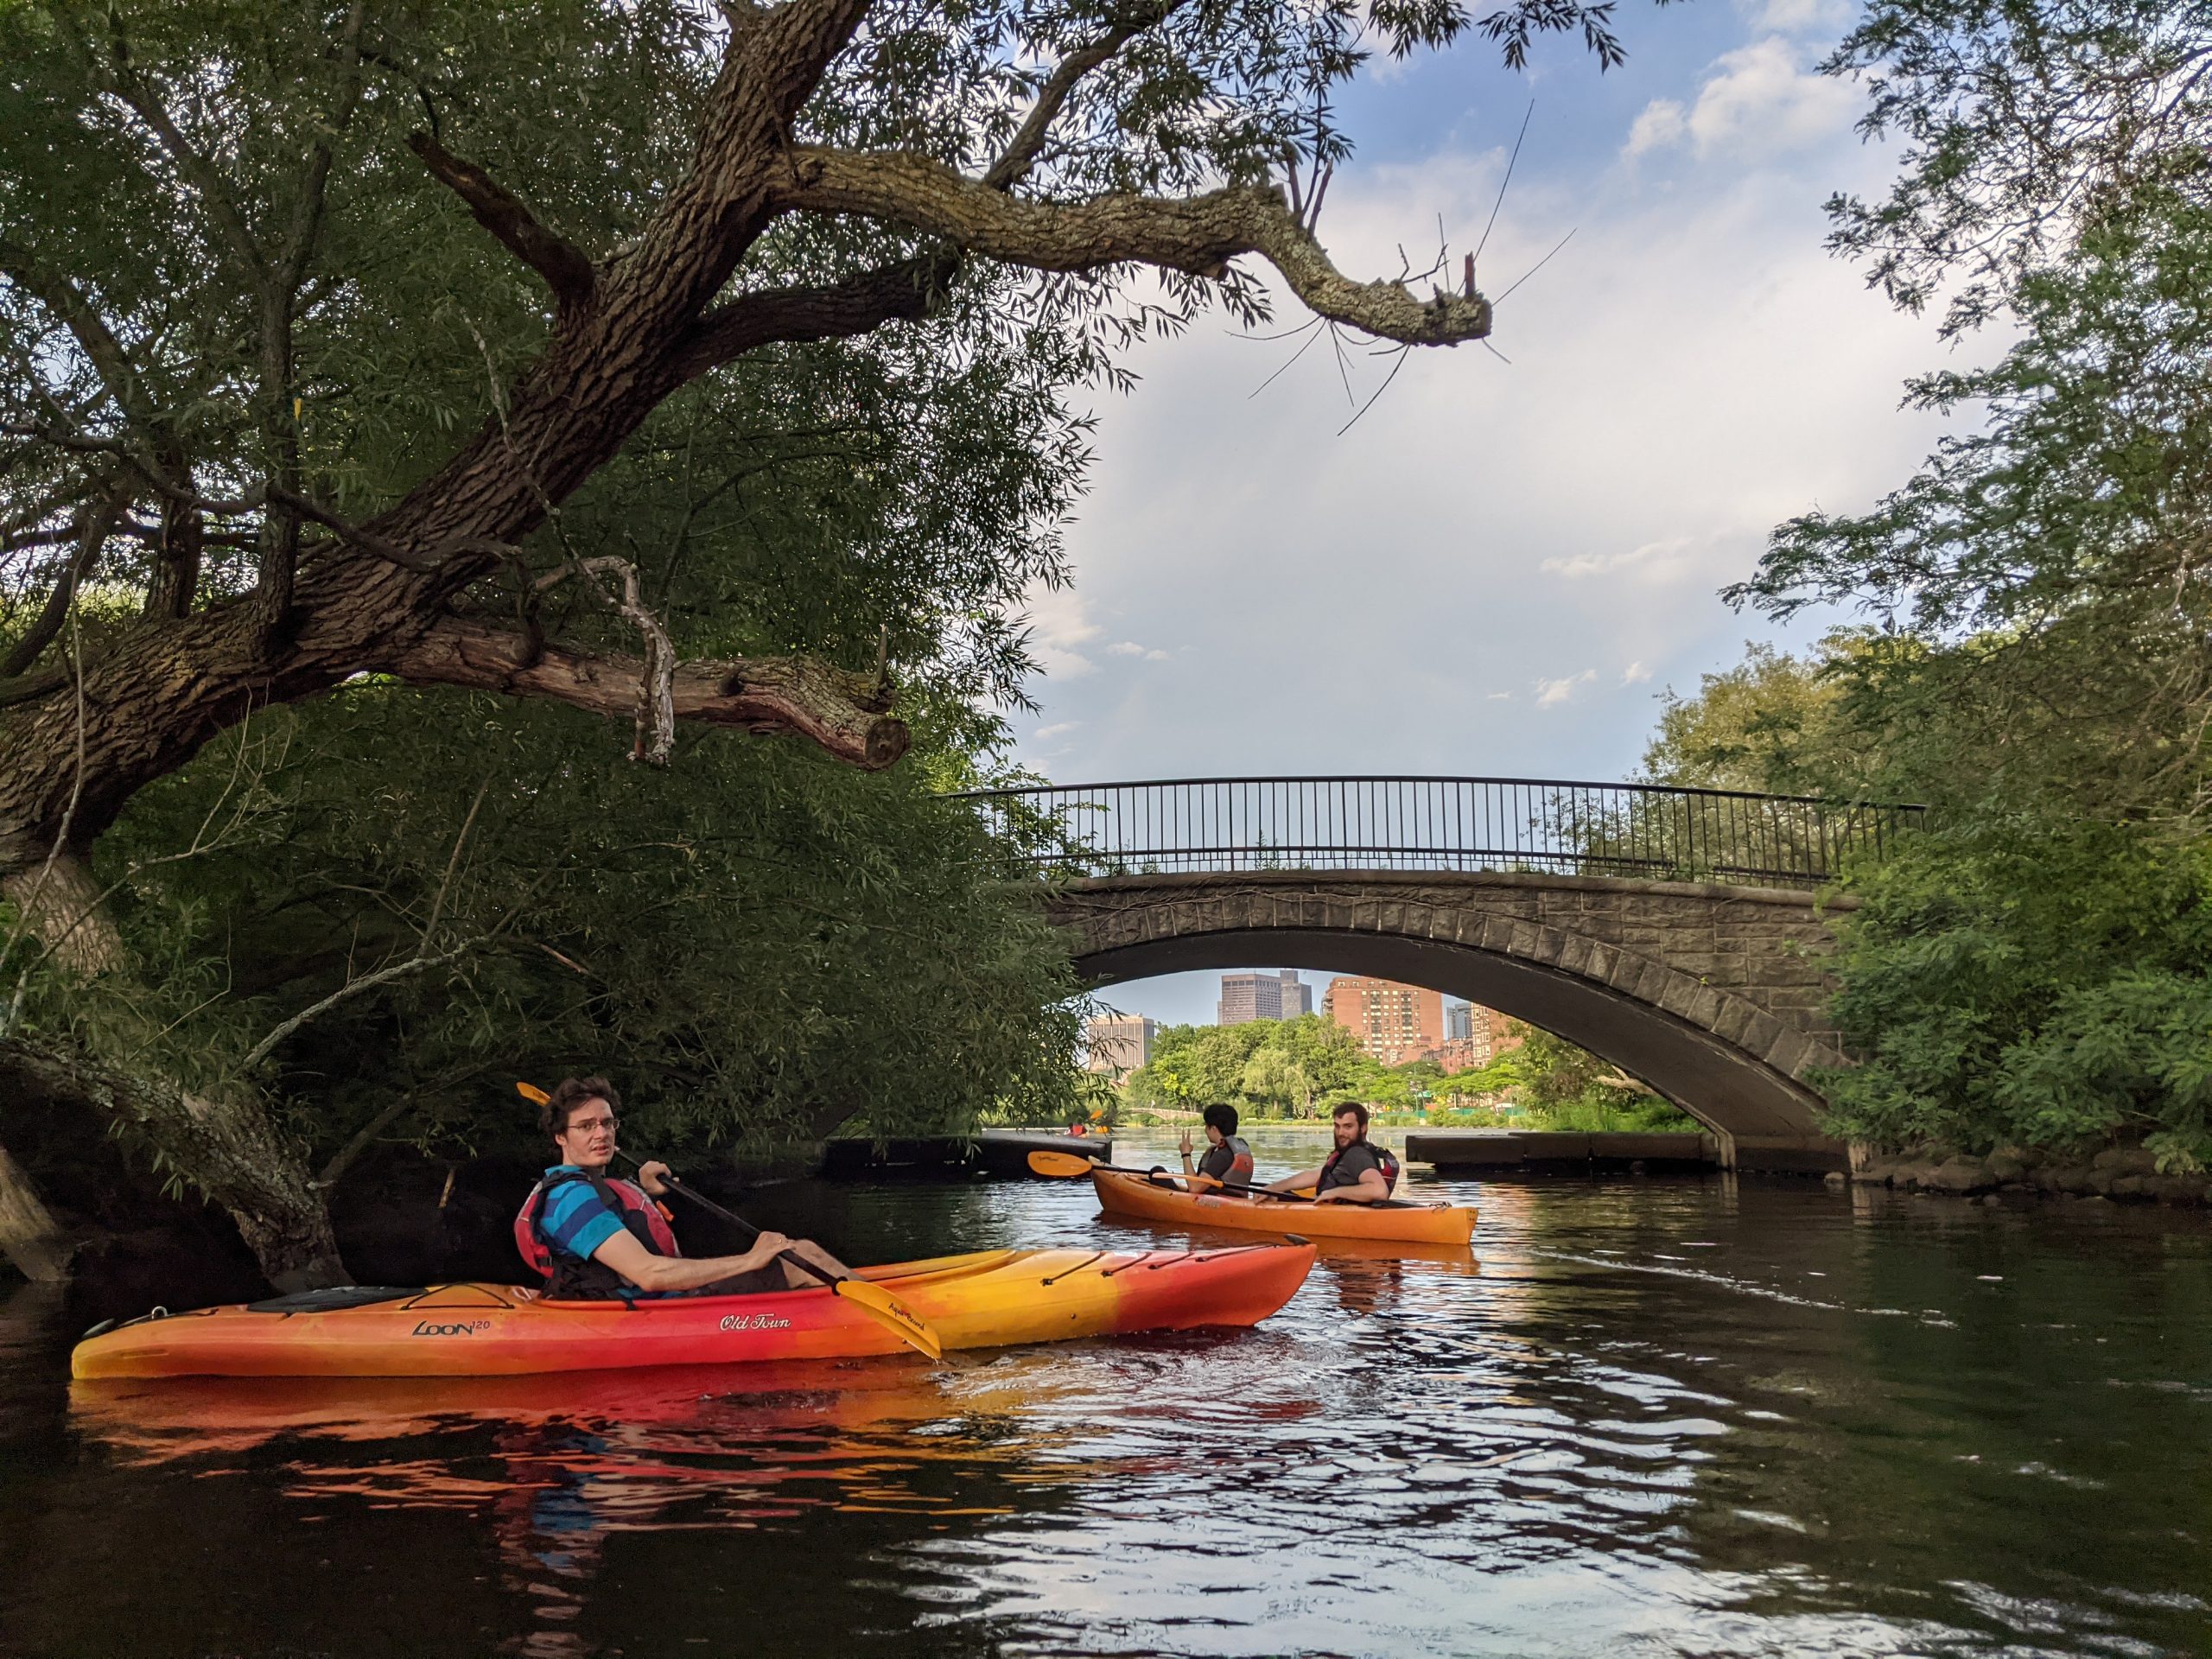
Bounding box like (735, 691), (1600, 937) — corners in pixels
(1404, 1131), (1843, 1175)
(820, 1129), (1112, 1179)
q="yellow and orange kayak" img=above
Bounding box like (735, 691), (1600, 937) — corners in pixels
(1091, 1167), (1477, 1247)
(70, 1243), (1315, 1381)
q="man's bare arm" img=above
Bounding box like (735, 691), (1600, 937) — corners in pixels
(590, 1227), (793, 1293)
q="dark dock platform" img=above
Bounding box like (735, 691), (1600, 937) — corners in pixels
(1405, 1130), (1718, 1173)
(820, 1129), (1112, 1179)
(1403, 1130), (1843, 1174)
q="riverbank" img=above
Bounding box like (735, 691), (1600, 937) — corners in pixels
(1850, 1141), (2211, 1205)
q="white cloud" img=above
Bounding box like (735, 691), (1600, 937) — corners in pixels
(1535, 670), (1598, 708)
(1541, 536), (1694, 582)
(1624, 99), (1688, 158)
(1745, 0), (1852, 35)
(1625, 37), (1858, 160)
(1033, 721), (1081, 741)
(1106, 639), (1172, 661)
(1018, 584), (1102, 678)
(1009, 48), (1961, 788)
(1621, 660), (1654, 685)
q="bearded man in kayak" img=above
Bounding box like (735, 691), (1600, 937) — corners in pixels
(1178, 1103), (1255, 1197)
(1265, 1103), (1398, 1205)
(516, 1077), (852, 1299)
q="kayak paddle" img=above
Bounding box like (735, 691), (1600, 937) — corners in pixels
(1026, 1148), (1317, 1202)
(513, 1081), (944, 1360)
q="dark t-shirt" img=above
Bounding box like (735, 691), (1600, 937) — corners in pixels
(1318, 1141), (1385, 1193)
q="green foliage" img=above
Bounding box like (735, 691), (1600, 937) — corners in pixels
(1128, 1013), (1365, 1116)
(41, 685), (1088, 1166)
(1643, 636), (1863, 797)
(1120, 1010), (1696, 1132)
(1432, 1023), (1700, 1132)
(1702, 166), (2212, 1160)
(1812, 819), (2212, 1168)
(1818, 0), (2212, 334)
(1733, 182), (2212, 818)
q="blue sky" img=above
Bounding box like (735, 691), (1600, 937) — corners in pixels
(1017, 0), (1979, 1029)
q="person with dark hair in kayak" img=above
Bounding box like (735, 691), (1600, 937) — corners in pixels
(1179, 1103), (1255, 1197)
(514, 1076), (852, 1300)
(1266, 1103), (1400, 1205)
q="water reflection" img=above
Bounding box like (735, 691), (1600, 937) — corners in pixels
(4, 1131), (2210, 1656)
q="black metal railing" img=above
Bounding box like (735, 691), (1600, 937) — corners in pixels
(949, 776), (1925, 888)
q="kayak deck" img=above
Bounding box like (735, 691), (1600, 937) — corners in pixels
(1091, 1167), (1476, 1247)
(70, 1243), (1316, 1380)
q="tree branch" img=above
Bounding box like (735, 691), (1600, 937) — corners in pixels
(407, 130), (596, 312)
(675, 255), (951, 378)
(240, 937), (482, 1074)
(982, 4), (1183, 191)
(387, 617), (909, 769)
(0, 488), (124, 679)
(770, 151), (1493, 346)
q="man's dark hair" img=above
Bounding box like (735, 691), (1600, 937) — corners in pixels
(543, 1076), (620, 1139)
(1202, 1102), (1239, 1136)
(1333, 1101), (1370, 1133)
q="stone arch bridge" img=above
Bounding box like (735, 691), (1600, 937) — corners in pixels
(955, 777), (1924, 1172)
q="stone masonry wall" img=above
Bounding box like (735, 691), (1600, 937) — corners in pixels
(1046, 869), (1853, 1096)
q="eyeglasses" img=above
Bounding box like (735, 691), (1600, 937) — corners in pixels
(566, 1115), (618, 1134)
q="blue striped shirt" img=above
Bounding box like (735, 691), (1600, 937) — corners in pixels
(537, 1166), (632, 1263)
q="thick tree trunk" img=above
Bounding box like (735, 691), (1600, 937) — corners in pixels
(0, 1032), (346, 1292)
(0, 1137), (70, 1282)
(2, 851), (349, 1291)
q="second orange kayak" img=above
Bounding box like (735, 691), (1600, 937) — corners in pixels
(1091, 1167), (1476, 1246)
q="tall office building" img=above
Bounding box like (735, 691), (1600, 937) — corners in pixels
(1433, 1006), (1522, 1072)
(1321, 976), (1446, 1065)
(1217, 969), (1311, 1026)
(1084, 1014), (1157, 1075)
(1445, 1001), (1472, 1042)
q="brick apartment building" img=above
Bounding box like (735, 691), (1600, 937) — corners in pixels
(1319, 976), (1445, 1065)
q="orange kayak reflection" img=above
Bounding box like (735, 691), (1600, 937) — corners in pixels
(70, 1243), (1316, 1380)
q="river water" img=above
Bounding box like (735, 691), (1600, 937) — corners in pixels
(3, 1126), (2210, 1657)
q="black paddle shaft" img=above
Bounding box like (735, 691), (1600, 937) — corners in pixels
(1112, 1161), (1313, 1204)
(613, 1153), (842, 1286)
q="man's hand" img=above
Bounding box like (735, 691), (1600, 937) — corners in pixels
(741, 1230), (791, 1272)
(1178, 1129), (1194, 1160)
(636, 1159), (674, 1196)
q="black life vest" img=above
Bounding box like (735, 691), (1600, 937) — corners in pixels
(1318, 1140), (1401, 1196)
(513, 1170), (680, 1300)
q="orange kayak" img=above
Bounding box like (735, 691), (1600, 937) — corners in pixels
(70, 1243), (1315, 1381)
(1091, 1167), (1476, 1247)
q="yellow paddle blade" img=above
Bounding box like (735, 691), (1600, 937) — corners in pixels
(832, 1278), (944, 1360)
(515, 1080), (550, 1105)
(1027, 1149), (1100, 1179)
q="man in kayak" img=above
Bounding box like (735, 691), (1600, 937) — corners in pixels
(1266, 1103), (1399, 1205)
(516, 1076), (853, 1300)
(1178, 1103), (1255, 1197)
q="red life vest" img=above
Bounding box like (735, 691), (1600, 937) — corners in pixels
(513, 1171), (680, 1298)
(1319, 1141), (1401, 1196)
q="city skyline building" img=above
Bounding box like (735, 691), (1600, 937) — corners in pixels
(1084, 1014), (1157, 1076)
(1217, 969), (1311, 1026)
(1320, 976), (1445, 1065)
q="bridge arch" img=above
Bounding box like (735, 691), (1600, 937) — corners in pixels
(1047, 870), (1855, 1165)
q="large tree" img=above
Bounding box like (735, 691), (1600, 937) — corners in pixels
(1, 0), (1618, 1284)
